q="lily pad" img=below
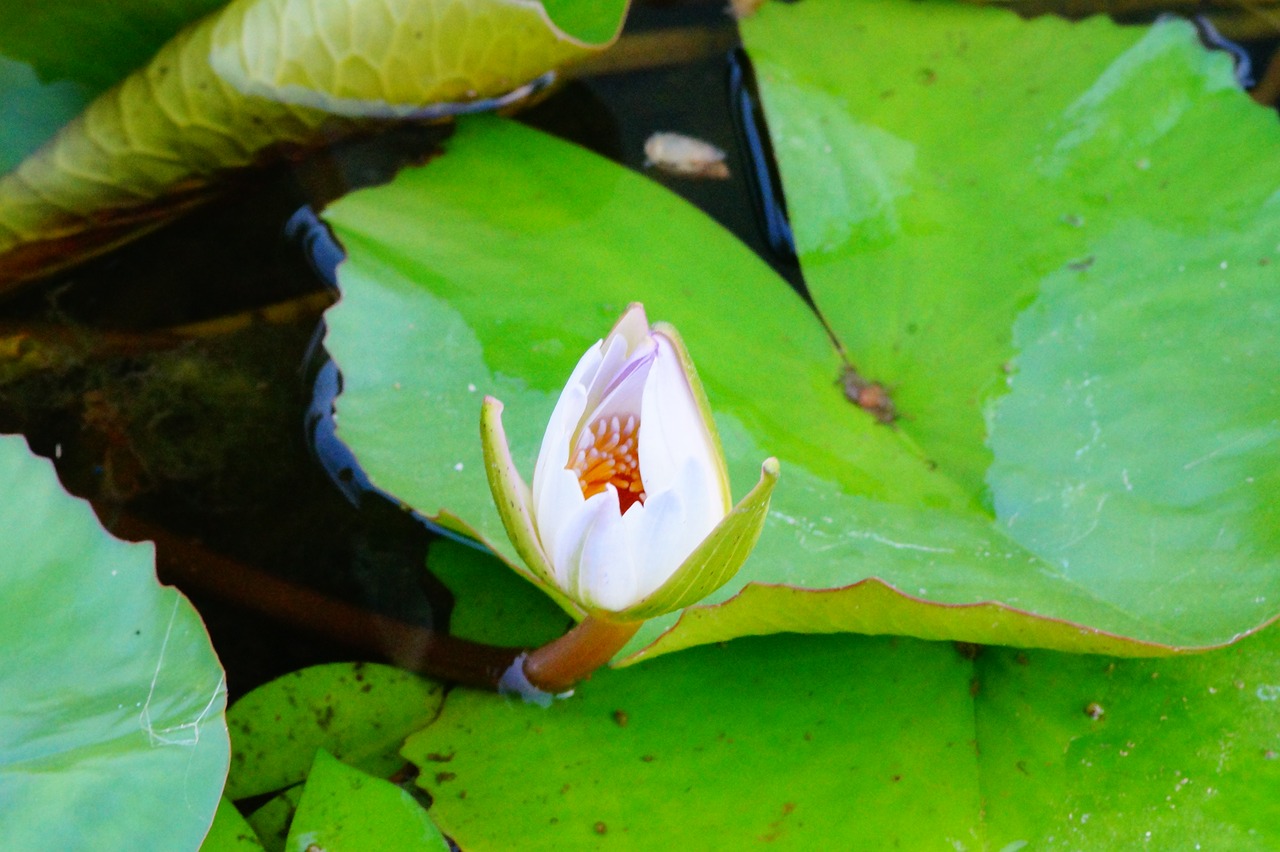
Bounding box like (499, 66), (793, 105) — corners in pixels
(403, 633), (981, 848)
(0, 434), (228, 849)
(285, 750), (449, 851)
(0, 0), (629, 286)
(404, 621), (1280, 847)
(0, 0), (232, 173)
(247, 785), (305, 852)
(202, 797), (267, 851)
(225, 661), (444, 800)
(0, 56), (90, 173)
(324, 115), (956, 658)
(428, 537), (570, 648)
(740, 1), (1280, 645)
(0, 0), (232, 171)
(976, 631), (1280, 847)
(324, 4), (1280, 660)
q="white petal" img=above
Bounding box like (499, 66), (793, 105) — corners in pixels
(535, 465), (590, 588)
(667, 452), (723, 550)
(522, 303), (741, 615)
(630, 452), (724, 596)
(608, 303), (651, 353)
(639, 335), (726, 514)
(579, 305), (657, 425)
(620, 485), (688, 601)
(580, 338), (652, 418)
(586, 347), (653, 426)
(594, 328), (633, 397)
(573, 489), (639, 612)
(533, 344), (600, 505)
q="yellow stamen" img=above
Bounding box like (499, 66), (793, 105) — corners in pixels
(569, 414), (645, 512)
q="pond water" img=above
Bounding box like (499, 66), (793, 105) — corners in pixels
(0, 0), (1273, 702)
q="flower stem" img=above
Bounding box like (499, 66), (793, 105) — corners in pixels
(106, 511), (525, 690)
(109, 511), (642, 697)
(523, 614), (642, 693)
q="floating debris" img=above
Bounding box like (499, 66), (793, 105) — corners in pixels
(839, 364), (897, 424)
(644, 132), (731, 179)
(728, 0), (767, 19)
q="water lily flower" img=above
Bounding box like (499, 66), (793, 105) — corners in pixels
(481, 303), (779, 631)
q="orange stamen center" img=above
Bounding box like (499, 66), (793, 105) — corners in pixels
(569, 414), (646, 513)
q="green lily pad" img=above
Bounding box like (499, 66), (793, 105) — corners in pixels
(247, 785), (305, 852)
(324, 3), (1280, 661)
(403, 633), (981, 848)
(0, 0), (628, 286)
(740, 0), (1280, 646)
(428, 537), (570, 648)
(404, 620), (1280, 847)
(324, 115), (956, 659)
(285, 750), (449, 851)
(977, 631), (1280, 847)
(202, 797), (267, 851)
(0, 434), (228, 849)
(0, 56), (90, 173)
(225, 661), (444, 800)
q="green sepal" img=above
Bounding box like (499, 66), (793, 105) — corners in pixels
(652, 321), (732, 512)
(479, 396), (581, 617)
(614, 457), (781, 621)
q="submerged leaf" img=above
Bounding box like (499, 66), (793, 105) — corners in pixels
(247, 785), (305, 852)
(0, 434), (228, 848)
(0, 0), (628, 288)
(427, 536), (570, 648)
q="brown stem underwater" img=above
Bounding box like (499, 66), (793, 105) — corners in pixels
(107, 512), (524, 689)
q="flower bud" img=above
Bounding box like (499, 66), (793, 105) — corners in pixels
(482, 303), (778, 622)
